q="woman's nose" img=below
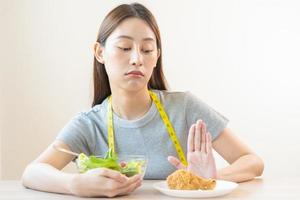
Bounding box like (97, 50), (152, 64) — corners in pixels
(130, 49), (143, 66)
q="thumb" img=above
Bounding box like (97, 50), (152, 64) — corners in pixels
(86, 168), (128, 183)
(167, 156), (186, 170)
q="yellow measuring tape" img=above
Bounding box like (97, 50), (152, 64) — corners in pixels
(107, 96), (115, 154)
(107, 90), (187, 166)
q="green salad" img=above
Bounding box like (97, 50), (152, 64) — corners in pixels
(76, 149), (145, 177)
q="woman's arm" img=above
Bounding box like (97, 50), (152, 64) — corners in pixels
(22, 140), (76, 194)
(213, 128), (264, 182)
(22, 140), (142, 197)
(22, 162), (75, 194)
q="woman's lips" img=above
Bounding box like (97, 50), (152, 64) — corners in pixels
(126, 71), (144, 77)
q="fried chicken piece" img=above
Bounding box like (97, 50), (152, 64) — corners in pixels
(167, 169), (216, 190)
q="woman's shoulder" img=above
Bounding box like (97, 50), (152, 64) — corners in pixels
(152, 89), (197, 105)
(153, 89), (195, 99)
(71, 99), (108, 123)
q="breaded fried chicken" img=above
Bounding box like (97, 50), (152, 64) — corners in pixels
(167, 169), (216, 190)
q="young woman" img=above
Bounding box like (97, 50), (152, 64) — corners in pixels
(22, 3), (264, 198)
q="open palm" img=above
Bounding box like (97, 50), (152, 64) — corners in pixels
(168, 120), (217, 179)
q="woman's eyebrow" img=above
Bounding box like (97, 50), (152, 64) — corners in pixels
(115, 35), (155, 42)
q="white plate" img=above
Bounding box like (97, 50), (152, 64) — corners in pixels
(153, 180), (238, 198)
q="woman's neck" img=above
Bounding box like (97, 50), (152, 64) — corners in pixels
(110, 88), (152, 120)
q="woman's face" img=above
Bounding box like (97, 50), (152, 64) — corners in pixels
(96, 17), (160, 92)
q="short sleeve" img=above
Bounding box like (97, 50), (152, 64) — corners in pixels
(185, 92), (229, 140)
(56, 113), (95, 155)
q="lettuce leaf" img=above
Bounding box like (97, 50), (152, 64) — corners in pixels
(76, 149), (143, 177)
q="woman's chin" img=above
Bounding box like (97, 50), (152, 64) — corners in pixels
(122, 81), (148, 91)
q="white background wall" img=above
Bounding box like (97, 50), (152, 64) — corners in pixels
(1, 0), (300, 180)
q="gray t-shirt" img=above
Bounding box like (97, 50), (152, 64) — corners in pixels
(56, 90), (228, 179)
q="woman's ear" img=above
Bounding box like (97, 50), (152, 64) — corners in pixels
(154, 48), (161, 68)
(157, 48), (161, 60)
(94, 42), (105, 64)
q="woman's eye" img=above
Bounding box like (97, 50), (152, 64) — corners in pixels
(118, 47), (131, 51)
(143, 49), (153, 53)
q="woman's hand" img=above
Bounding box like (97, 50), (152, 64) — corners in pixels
(69, 168), (142, 197)
(168, 120), (217, 179)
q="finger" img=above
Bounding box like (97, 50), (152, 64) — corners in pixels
(194, 120), (202, 151)
(200, 121), (207, 152)
(118, 177), (142, 196)
(98, 168), (128, 183)
(187, 124), (196, 152)
(167, 156), (186, 169)
(127, 174), (143, 184)
(120, 174), (143, 194)
(106, 173), (142, 193)
(115, 174), (142, 192)
(206, 132), (213, 153)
